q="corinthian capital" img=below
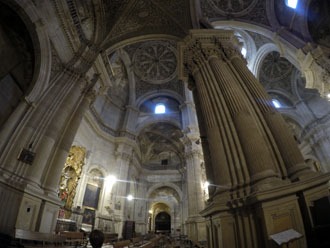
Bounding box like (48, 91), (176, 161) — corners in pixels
(178, 29), (241, 81)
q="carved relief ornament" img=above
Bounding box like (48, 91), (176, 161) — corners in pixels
(132, 41), (177, 84)
(207, 0), (259, 16)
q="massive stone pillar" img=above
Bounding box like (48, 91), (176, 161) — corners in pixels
(227, 48), (316, 181)
(41, 73), (99, 195)
(0, 41), (100, 233)
(178, 30), (330, 248)
(0, 69), (82, 234)
(179, 30), (284, 196)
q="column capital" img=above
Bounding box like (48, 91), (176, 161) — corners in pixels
(178, 29), (241, 80)
(114, 143), (134, 162)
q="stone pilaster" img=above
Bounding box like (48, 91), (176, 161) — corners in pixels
(183, 134), (207, 241)
(119, 105), (139, 138)
(184, 145), (204, 216)
(112, 143), (133, 237)
(180, 82), (199, 133)
(41, 73), (99, 195)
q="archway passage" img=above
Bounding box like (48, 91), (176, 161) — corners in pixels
(155, 212), (171, 234)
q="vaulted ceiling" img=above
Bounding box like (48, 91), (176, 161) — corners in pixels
(101, 0), (193, 49)
(61, 0), (330, 172)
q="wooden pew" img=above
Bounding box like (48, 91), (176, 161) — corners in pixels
(139, 241), (153, 248)
(149, 235), (165, 247)
(131, 236), (143, 246)
(103, 232), (118, 244)
(60, 231), (86, 246)
(112, 239), (131, 248)
(14, 228), (66, 246)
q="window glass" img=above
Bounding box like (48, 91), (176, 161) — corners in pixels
(155, 103), (166, 114)
(285, 0), (298, 9)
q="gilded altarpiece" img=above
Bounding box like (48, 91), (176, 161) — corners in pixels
(58, 146), (86, 218)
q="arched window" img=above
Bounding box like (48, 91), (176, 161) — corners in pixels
(155, 103), (166, 114)
(272, 99), (282, 108)
(285, 0), (298, 9)
(241, 47), (247, 58)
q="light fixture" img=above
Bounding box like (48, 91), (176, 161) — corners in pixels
(127, 194), (134, 201)
(105, 175), (117, 185)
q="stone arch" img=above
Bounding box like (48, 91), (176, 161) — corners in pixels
(136, 90), (184, 108)
(136, 118), (182, 135)
(1, 0), (52, 102)
(135, 91), (184, 134)
(147, 182), (183, 201)
(212, 21), (303, 72)
(104, 34), (181, 54)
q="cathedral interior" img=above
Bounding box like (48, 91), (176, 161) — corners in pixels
(0, 0), (330, 247)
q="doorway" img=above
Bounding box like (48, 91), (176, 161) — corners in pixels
(155, 212), (171, 234)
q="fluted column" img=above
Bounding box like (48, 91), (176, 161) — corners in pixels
(227, 48), (316, 180)
(193, 66), (234, 191)
(178, 30), (283, 193)
(208, 54), (281, 184)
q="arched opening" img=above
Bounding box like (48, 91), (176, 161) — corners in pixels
(0, 2), (35, 128)
(155, 212), (171, 234)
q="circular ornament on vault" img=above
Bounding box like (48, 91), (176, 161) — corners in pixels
(207, 0), (258, 16)
(260, 52), (293, 82)
(133, 41), (177, 84)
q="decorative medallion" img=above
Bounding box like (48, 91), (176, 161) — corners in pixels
(260, 52), (293, 83)
(207, 0), (258, 16)
(133, 42), (177, 84)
